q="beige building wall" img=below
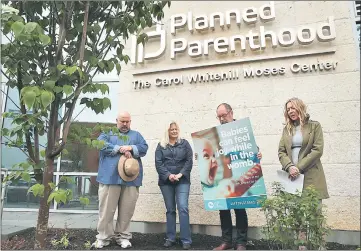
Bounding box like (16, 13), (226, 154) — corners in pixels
(116, 1), (360, 231)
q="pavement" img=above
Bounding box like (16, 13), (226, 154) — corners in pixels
(1, 211), (99, 240)
(1, 211), (360, 246)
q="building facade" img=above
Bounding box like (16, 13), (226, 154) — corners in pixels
(1, 1), (360, 233)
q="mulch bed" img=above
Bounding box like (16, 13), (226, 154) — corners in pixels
(1, 228), (358, 250)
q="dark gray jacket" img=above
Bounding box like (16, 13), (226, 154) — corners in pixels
(155, 139), (193, 186)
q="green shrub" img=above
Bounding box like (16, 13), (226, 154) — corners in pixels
(260, 182), (329, 250)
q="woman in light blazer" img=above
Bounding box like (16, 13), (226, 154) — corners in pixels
(278, 97), (329, 200)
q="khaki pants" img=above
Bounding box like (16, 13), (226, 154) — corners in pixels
(96, 184), (139, 242)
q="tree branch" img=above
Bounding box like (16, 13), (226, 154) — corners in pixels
(56, 2), (73, 64)
(47, 94), (60, 159)
(79, 1), (90, 71)
(1, 69), (10, 80)
(34, 126), (40, 163)
(50, 1), (90, 158)
(71, 106), (86, 122)
(16, 63), (36, 163)
(0, 89), (21, 111)
(1, 137), (30, 159)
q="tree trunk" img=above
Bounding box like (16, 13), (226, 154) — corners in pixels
(34, 157), (54, 249)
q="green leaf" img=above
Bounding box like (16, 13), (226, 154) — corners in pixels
(21, 61), (30, 71)
(99, 84), (109, 95)
(102, 98), (111, 110)
(29, 184), (45, 197)
(60, 176), (75, 184)
(21, 172), (31, 182)
(66, 66), (77, 75)
(24, 22), (38, 33)
(137, 33), (148, 45)
(22, 90), (36, 109)
(63, 85), (73, 96)
(89, 56), (99, 66)
(20, 162), (31, 170)
(85, 138), (91, 146)
(107, 61), (114, 72)
(79, 197), (90, 206)
(40, 90), (54, 108)
(123, 55), (130, 64)
(1, 128), (10, 136)
(57, 191), (67, 204)
(97, 61), (105, 69)
(116, 63), (121, 74)
(77, 68), (84, 79)
(140, 18), (146, 29)
(93, 23), (101, 34)
(49, 182), (56, 190)
(62, 149), (69, 155)
(57, 64), (66, 71)
(47, 192), (56, 204)
(11, 21), (25, 36)
(40, 149), (46, 158)
(54, 86), (63, 93)
(39, 34), (51, 45)
(97, 140), (105, 149)
(22, 74), (33, 85)
(44, 80), (56, 91)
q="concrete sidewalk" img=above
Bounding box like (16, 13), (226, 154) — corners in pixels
(1, 211), (360, 246)
(1, 211), (99, 240)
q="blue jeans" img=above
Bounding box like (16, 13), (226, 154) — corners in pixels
(160, 183), (191, 244)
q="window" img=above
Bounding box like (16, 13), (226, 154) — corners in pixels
(57, 175), (99, 210)
(61, 122), (115, 172)
(354, 2), (360, 50)
(355, 1), (360, 19)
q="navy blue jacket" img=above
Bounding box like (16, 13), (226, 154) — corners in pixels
(155, 139), (193, 186)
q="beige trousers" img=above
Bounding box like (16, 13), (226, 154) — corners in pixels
(96, 184), (139, 242)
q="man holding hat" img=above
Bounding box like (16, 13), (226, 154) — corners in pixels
(92, 112), (148, 249)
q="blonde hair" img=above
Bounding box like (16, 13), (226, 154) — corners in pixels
(160, 121), (181, 148)
(284, 97), (309, 135)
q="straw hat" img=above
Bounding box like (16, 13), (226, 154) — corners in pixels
(118, 155), (140, 182)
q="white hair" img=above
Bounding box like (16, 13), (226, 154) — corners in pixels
(159, 121), (182, 148)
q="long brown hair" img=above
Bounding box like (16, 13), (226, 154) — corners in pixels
(284, 97), (309, 135)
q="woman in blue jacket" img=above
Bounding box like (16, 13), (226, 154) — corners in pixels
(155, 121), (193, 250)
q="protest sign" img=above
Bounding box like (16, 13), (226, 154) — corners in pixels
(191, 118), (267, 210)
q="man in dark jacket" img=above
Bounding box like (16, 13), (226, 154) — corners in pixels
(213, 103), (262, 251)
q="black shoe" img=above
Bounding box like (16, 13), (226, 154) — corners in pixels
(183, 243), (191, 250)
(164, 240), (175, 248)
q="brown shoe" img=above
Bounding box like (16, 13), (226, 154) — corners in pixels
(213, 243), (233, 250)
(235, 244), (247, 250)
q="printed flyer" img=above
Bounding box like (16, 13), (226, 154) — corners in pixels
(191, 118), (267, 211)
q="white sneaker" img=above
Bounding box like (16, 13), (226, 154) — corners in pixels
(91, 239), (110, 249)
(117, 239), (132, 249)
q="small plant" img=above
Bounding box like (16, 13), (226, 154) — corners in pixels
(260, 182), (329, 250)
(83, 240), (91, 249)
(51, 232), (70, 249)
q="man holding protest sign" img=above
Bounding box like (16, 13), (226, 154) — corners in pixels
(213, 103), (263, 251)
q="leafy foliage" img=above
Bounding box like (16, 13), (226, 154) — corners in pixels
(51, 232), (70, 248)
(260, 182), (329, 250)
(1, 1), (170, 248)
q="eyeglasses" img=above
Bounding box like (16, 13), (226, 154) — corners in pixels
(216, 110), (231, 120)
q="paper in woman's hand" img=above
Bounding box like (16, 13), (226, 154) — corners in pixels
(276, 170), (304, 195)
